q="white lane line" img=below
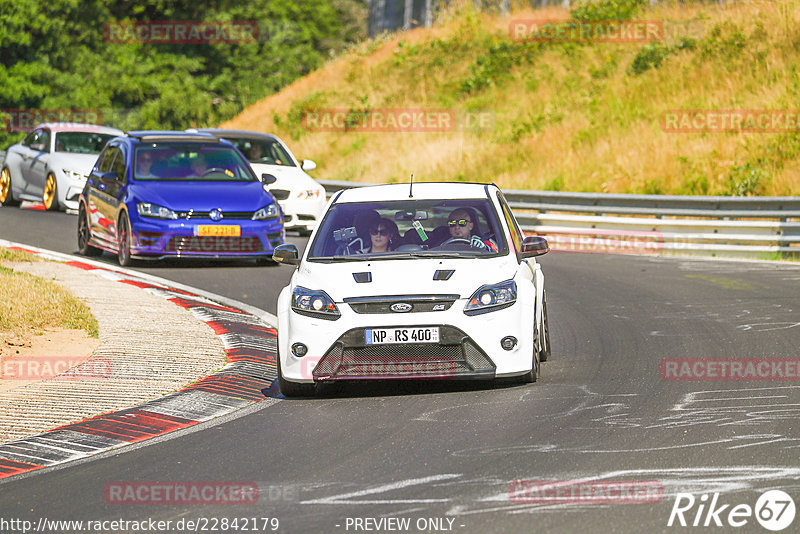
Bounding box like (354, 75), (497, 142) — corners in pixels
(301, 474), (461, 505)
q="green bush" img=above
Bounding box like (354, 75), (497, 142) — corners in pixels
(627, 43), (670, 75)
(570, 0), (647, 23)
(726, 162), (770, 196)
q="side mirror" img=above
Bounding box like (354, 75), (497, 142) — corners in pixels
(272, 244), (300, 266)
(301, 159), (316, 172)
(519, 236), (549, 258)
(261, 173), (277, 185)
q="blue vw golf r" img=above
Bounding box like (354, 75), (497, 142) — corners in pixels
(77, 131), (284, 266)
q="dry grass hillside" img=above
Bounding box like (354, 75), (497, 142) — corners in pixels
(223, 0), (800, 195)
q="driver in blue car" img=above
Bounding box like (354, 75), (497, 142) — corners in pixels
(447, 208), (498, 251)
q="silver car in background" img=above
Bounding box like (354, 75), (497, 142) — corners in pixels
(0, 123), (123, 211)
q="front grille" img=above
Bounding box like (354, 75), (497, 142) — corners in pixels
(175, 211), (254, 220)
(310, 326), (495, 380)
(165, 236), (265, 253)
(298, 214), (316, 221)
(345, 295), (458, 314)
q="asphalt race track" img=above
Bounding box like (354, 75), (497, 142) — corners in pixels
(2, 206), (800, 533)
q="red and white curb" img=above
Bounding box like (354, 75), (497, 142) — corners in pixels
(0, 240), (280, 481)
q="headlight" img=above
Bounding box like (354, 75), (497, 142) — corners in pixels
(137, 202), (177, 219)
(252, 203), (280, 220)
(63, 169), (87, 181)
(464, 280), (517, 316)
(297, 189), (322, 199)
(291, 286), (340, 320)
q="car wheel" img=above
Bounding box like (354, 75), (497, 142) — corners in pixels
(539, 291), (552, 362)
(277, 360), (315, 397)
(43, 173), (60, 211)
(117, 213), (135, 267)
(0, 168), (21, 207)
(521, 328), (540, 384)
(77, 204), (102, 257)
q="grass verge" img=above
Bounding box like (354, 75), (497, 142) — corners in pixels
(0, 247), (99, 339)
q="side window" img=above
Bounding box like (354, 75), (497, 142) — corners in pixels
(38, 130), (51, 152)
(110, 146), (127, 180)
(498, 193), (523, 252)
(22, 131), (37, 147)
(96, 146), (116, 173)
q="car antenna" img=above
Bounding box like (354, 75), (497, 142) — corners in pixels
(409, 173), (414, 198)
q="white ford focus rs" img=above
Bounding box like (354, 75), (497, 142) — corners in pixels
(272, 182), (551, 397)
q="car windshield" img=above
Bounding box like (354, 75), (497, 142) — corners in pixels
(133, 144), (257, 181)
(55, 132), (116, 154)
(223, 137), (295, 167)
(308, 198), (508, 261)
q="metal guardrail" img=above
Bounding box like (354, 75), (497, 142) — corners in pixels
(318, 179), (800, 258)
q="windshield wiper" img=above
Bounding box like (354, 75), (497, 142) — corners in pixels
(407, 252), (473, 258)
(311, 255), (371, 262)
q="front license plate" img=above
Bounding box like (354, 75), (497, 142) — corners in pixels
(196, 225), (241, 237)
(365, 327), (440, 345)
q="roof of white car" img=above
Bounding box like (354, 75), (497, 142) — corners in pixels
(36, 123), (124, 135)
(334, 182), (495, 203)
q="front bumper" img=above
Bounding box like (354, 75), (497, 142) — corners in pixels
(129, 216), (284, 258)
(278, 195), (326, 232)
(279, 295), (535, 383)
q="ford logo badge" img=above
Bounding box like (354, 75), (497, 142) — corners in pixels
(210, 209), (223, 221)
(390, 302), (413, 313)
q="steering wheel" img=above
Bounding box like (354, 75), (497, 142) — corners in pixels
(440, 237), (471, 246)
(201, 167), (228, 177)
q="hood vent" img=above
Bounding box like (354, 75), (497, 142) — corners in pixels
(353, 272), (372, 283)
(433, 269), (454, 281)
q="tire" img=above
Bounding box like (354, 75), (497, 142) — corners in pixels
(277, 360), (315, 397)
(0, 167), (21, 207)
(539, 291), (552, 362)
(117, 213), (135, 267)
(77, 204), (102, 257)
(43, 173), (60, 211)
(521, 328), (540, 384)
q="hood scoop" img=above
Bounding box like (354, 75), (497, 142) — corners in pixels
(353, 272), (372, 283)
(433, 269), (454, 281)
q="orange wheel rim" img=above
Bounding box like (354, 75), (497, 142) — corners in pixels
(0, 169), (9, 203)
(43, 175), (55, 208)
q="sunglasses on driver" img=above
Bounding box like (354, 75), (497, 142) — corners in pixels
(448, 219), (471, 227)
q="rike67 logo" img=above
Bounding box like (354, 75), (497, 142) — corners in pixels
(668, 490), (796, 531)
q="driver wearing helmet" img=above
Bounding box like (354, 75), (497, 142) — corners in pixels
(447, 208), (498, 251)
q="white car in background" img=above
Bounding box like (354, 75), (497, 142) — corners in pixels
(190, 128), (326, 235)
(271, 182), (552, 397)
(0, 123), (123, 211)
